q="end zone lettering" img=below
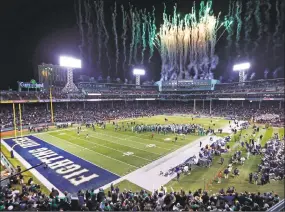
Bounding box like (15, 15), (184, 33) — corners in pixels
(3, 136), (119, 193)
(29, 148), (99, 186)
(12, 137), (40, 148)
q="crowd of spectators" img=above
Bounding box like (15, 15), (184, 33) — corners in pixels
(0, 91), (70, 101)
(1, 79), (284, 101)
(0, 94), (284, 211)
(0, 180), (282, 211)
(200, 101), (284, 126)
(258, 137), (284, 183)
(2, 90), (283, 101)
(1, 100), (284, 130)
(214, 79), (284, 93)
(1, 122), (284, 211)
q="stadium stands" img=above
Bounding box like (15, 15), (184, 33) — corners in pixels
(0, 78), (284, 211)
(1, 79), (284, 101)
(0, 181), (282, 211)
(0, 101), (284, 131)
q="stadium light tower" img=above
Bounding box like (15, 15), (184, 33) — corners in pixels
(233, 62), (250, 84)
(59, 56), (81, 93)
(133, 68), (145, 86)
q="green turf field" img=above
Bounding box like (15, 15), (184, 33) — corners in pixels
(1, 115), (284, 197)
(30, 115), (227, 176)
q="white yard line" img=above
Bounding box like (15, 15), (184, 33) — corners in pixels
(42, 133), (138, 168)
(126, 133), (182, 147)
(65, 134), (152, 162)
(66, 128), (173, 151)
(86, 131), (162, 156)
(97, 130), (174, 150)
(95, 129), (171, 151)
(33, 134), (120, 176)
(1, 139), (65, 197)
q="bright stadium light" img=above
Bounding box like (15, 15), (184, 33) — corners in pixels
(233, 62), (250, 71)
(59, 56), (81, 68)
(59, 56), (81, 93)
(133, 68), (145, 86)
(233, 62), (250, 85)
(133, 68), (145, 76)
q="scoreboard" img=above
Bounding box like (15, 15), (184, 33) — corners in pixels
(161, 79), (220, 91)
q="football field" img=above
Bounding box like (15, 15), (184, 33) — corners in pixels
(2, 115), (228, 193)
(2, 115), (284, 196)
(36, 115), (228, 176)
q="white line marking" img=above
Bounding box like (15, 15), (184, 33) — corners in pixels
(127, 133), (182, 147)
(43, 133), (138, 168)
(86, 131), (161, 155)
(95, 130), (173, 150)
(34, 134), (121, 176)
(65, 134), (152, 162)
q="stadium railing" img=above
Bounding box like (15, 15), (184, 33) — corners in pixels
(267, 199), (285, 212)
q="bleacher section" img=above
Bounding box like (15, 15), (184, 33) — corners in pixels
(0, 79), (284, 102)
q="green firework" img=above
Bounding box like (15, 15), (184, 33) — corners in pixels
(141, 9), (147, 64)
(148, 6), (156, 62)
(244, 0), (254, 57)
(235, 0), (242, 56)
(121, 5), (128, 75)
(225, 0), (235, 56)
(128, 4), (135, 65)
(253, 0), (262, 53)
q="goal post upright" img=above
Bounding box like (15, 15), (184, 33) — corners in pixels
(12, 103), (17, 138)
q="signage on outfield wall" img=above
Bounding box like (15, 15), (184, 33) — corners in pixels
(263, 98), (275, 100)
(135, 98), (156, 101)
(1, 97), (283, 104)
(86, 99), (102, 102)
(247, 98), (263, 101)
(248, 98), (284, 101)
(18, 81), (43, 89)
(0, 100), (40, 104)
(218, 98), (245, 101)
(28, 100), (39, 103)
(0, 100), (13, 104)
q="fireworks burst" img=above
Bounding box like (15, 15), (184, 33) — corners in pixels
(156, 0), (227, 80)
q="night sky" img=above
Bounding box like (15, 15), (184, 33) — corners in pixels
(0, 0), (77, 90)
(0, 0), (282, 90)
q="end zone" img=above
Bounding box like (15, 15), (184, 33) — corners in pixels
(2, 135), (119, 194)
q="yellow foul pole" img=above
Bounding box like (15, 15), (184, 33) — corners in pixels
(12, 103), (17, 138)
(50, 87), (54, 125)
(18, 104), (23, 137)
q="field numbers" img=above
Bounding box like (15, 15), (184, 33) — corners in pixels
(146, 144), (156, 148)
(123, 152), (134, 156)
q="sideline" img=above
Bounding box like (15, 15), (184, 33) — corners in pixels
(95, 121), (245, 192)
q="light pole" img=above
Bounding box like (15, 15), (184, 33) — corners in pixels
(233, 62), (251, 85)
(133, 68), (145, 87)
(59, 56), (81, 93)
